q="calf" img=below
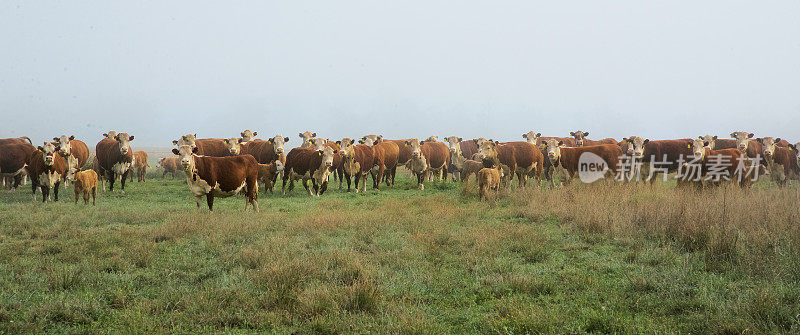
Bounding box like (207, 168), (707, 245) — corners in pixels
(283, 146), (337, 196)
(95, 133), (134, 193)
(53, 135), (89, 186)
(158, 157), (180, 179)
(543, 140), (622, 185)
(133, 151), (149, 182)
(478, 165), (504, 201)
(258, 161), (283, 193)
(27, 142), (67, 202)
(476, 140), (542, 188)
(406, 138), (450, 190)
(0, 137), (36, 190)
(339, 139), (375, 192)
(370, 141), (399, 189)
(73, 169), (98, 205)
(758, 137), (797, 187)
(172, 145), (259, 211)
(686, 139), (751, 188)
(460, 159), (484, 183)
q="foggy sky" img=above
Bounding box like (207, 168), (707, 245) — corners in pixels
(2, 1), (799, 147)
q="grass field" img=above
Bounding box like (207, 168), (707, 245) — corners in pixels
(1, 161), (799, 333)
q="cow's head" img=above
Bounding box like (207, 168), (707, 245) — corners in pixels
(405, 138), (426, 159)
(157, 157), (166, 167)
(361, 135), (382, 146)
(173, 134), (197, 147)
(224, 138), (241, 155)
(103, 131), (118, 139)
(731, 131), (754, 152)
(240, 130), (257, 143)
(299, 131), (317, 147)
(543, 139), (565, 163)
(114, 133), (134, 155)
(38, 142), (60, 166)
(699, 135), (718, 149)
(54, 135), (75, 157)
(522, 131), (541, 144)
(444, 136), (463, 154)
(339, 138), (357, 160)
(570, 131), (589, 147)
(689, 138), (708, 160)
(425, 135), (439, 143)
(789, 143), (800, 167)
(309, 138), (329, 151)
(268, 135), (289, 155)
(757, 137), (781, 158)
(172, 145), (199, 171)
(476, 139), (502, 163)
(621, 136), (648, 157)
(473, 137), (488, 147)
(318, 146), (337, 169)
(275, 160), (284, 172)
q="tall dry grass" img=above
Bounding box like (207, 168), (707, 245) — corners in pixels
(515, 183), (800, 278)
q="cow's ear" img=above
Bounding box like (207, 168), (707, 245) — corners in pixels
(194, 133), (197, 138)
(268, 138), (275, 143)
(420, 140), (426, 145)
(252, 132), (257, 136)
(102, 133), (108, 137)
(789, 144), (796, 150)
(349, 139), (355, 145)
(358, 139), (364, 144)
(192, 147), (199, 154)
(238, 138), (243, 143)
(69, 135), (75, 141)
(311, 133), (316, 137)
(172, 148), (180, 155)
(569, 132), (575, 136)
(378, 135), (383, 140)
(494, 140), (500, 146)
(622, 137), (628, 143)
(712, 135), (718, 140)
(405, 140), (410, 147)
(558, 140), (564, 146)
(284, 137), (289, 142)
(522, 133), (527, 138)
(129, 135), (134, 141)
(54, 137), (60, 142)
(299, 132), (304, 137)
(318, 151), (322, 156)
(38, 146), (44, 152)
(172, 140), (178, 145)
(729, 132), (736, 138)
(336, 140), (341, 146)
(698, 136), (704, 140)
(643, 139), (649, 145)
(774, 138), (781, 144)
(584, 132), (589, 137)
(757, 138), (764, 144)
(748, 133), (754, 138)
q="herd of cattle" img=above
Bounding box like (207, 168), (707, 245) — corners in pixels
(1, 130), (798, 210)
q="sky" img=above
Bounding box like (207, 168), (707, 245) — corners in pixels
(1, 1), (799, 147)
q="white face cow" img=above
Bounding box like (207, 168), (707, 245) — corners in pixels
(699, 135), (718, 149)
(269, 135), (289, 155)
(54, 135), (75, 158)
(225, 138), (241, 155)
(690, 138), (708, 160)
(240, 130), (257, 143)
(103, 131), (118, 139)
(172, 145), (199, 171)
(405, 138), (426, 160)
(444, 136), (463, 156)
(299, 131), (317, 148)
(543, 139), (565, 163)
(425, 136), (439, 143)
(173, 134), (197, 147)
(309, 138), (329, 151)
(621, 136), (648, 157)
(38, 142), (60, 166)
(338, 138), (356, 159)
(522, 131), (541, 144)
(757, 137), (781, 158)
(790, 143), (800, 167)
(731, 131), (754, 153)
(114, 133), (134, 156)
(319, 146), (337, 169)
(570, 131), (589, 147)
(360, 135), (382, 146)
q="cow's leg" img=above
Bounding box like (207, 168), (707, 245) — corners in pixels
(337, 168), (344, 189)
(75, 189), (80, 204)
(83, 190), (89, 204)
(375, 166), (385, 190)
(91, 187), (96, 205)
(42, 186), (49, 203)
(12, 174), (22, 191)
(390, 167), (397, 186)
(31, 180), (37, 200)
(345, 172), (352, 192)
(310, 178), (318, 196)
(354, 173), (360, 193)
(281, 175), (288, 194)
(206, 193), (214, 211)
(195, 195), (203, 208)
(320, 181), (328, 195)
(54, 181), (60, 201)
(108, 172), (115, 191)
(120, 171), (128, 195)
(417, 172), (424, 191)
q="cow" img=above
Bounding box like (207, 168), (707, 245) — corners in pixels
(258, 161), (283, 193)
(299, 131), (317, 147)
(685, 138), (751, 188)
(27, 142), (67, 202)
(173, 134), (230, 157)
(446, 139), (483, 182)
(619, 136), (693, 183)
(523, 131), (556, 184)
(240, 130), (258, 143)
(385, 139), (414, 167)
(133, 151), (149, 182)
(425, 136), (439, 142)
(73, 169), (98, 205)
(791, 143), (800, 172)
(53, 135), (89, 187)
(282, 146), (337, 196)
(444, 136), (479, 160)
(158, 157), (180, 179)
(370, 141), (399, 189)
(478, 165), (504, 201)
(361, 135), (383, 146)
(476, 140), (542, 188)
(92, 156), (106, 190)
(339, 139), (374, 192)
(172, 145), (259, 211)
(542, 140), (622, 186)
(758, 137), (797, 187)
(0, 137), (36, 190)
(103, 131), (118, 139)
(405, 138), (449, 190)
(95, 133), (134, 193)
(226, 134), (288, 164)
(570, 130), (618, 147)
(460, 159), (485, 183)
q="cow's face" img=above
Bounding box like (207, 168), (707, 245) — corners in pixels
(172, 145), (199, 170)
(225, 138), (241, 155)
(339, 138), (356, 159)
(103, 131), (118, 139)
(319, 146), (337, 169)
(690, 139), (708, 160)
(275, 160), (284, 172)
(731, 131), (754, 152)
(114, 133), (133, 155)
(522, 131), (541, 144)
(309, 138), (328, 151)
(359, 137), (375, 146)
(570, 131), (588, 147)
(790, 143), (800, 167)
(174, 134), (197, 147)
(699, 135), (717, 149)
(477, 140), (501, 162)
(758, 137), (780, 158)
(406, 139), (424, 159)
(269, 135), (289, 155)
(299, 131), (316, 147)
(54, 135), (75, 157)
(425, 136), (439, 142)
(621, 136), (648, 157)
(157, 157), (166, 167)
(444, 136), (463, 155)
(361, 135), (381, 146)
(475, 137), (488, 147)
(38, 142), (60, 166)
(240, 130), (257, 143)
(543, 139), (564, 162)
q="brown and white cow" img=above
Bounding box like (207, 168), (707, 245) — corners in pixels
(619, 136), (693, 183)
(27, 142), (67, 202)
(339, 139), (375, 192)
(478, 165), (504, 201)
(406, 138), (450, 190)
(172, 145), (259, 211)
(444, 136), (479, 160)
(361, 135), (383, 146)
(476, 140), (542, 188)
(370, 141), (399, 189)
(523, 131), (557, 184)
(53, 135), (89, 186)
(758, 137), (797, 187)
(240, 130), (258, 143)
(258, 160), (283, 193)
(282, 146), (337, 196)
(686, 138), (751, 188)
(133, 151), (149, 182)
(385, 139), (414, 167)
(158, 157), (180, 179)
(0, 137), (35, 190)
(73, 169), (98, 205)
(570, 130), (618, 147)
(173, 134), (230, 157)
(226, 134), (289, 164)
(543, 140), (622, 185)
(103, 131), (118, 139)
(95, 133), (134, 193)
(299, 131), (317, 147)
(425, 135), (439, 143)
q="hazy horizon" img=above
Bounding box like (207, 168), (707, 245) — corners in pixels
(2, 1), (799, 147)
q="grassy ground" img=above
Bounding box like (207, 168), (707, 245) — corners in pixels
(1, 162), (799, 333)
